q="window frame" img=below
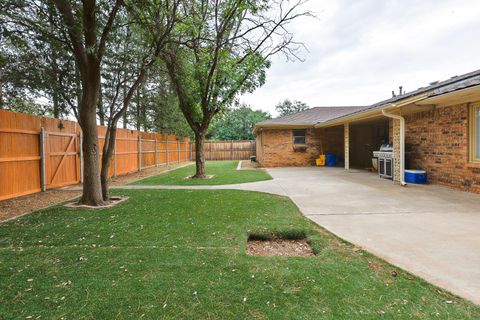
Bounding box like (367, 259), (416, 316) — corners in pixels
(292, 129), (307, 145)
(470, 103), (480, 163)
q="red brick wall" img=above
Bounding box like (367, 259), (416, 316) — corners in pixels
(257, 126), (344, 167)
(405, 103), (480, 193)
(257, 128), (320, 167)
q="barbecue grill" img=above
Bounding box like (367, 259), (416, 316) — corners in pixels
(373, 144), (394, 179)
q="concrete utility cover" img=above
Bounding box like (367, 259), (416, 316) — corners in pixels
(260, 167), (480, 304)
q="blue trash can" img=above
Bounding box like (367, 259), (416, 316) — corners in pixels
(326, 153), (337, 167)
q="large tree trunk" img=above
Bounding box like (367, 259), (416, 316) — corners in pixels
(79, 111), (104, 205)
(101, 125), (116, 201)
(193, 130), (206, 178)
(78, 68), (104, 206)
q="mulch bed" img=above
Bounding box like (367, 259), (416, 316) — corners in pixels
(184, 174), (215, 180)
(246, 238), (315, 257)
(0, 190), (81, 223)
(64, 196), (129, 209)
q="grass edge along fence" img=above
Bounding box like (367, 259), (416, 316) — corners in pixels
(0, 109), (192, 201)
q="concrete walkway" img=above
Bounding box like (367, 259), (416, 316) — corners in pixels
(115, 167), (480, 304)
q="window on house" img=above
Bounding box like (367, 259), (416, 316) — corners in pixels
(472, 104), (480, 161)
(293, 129), (307, 145)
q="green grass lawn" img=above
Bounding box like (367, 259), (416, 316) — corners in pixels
(1, 190), (479, 319)
(133, 160), (272, 185)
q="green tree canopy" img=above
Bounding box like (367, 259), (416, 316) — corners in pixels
(209, 104), (270, 140)
(162, 0), (310, 178)
(275, 99), (309, 116)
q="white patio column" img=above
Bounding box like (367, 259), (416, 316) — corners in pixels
(392, 118), (402, 183)
(344, 122), (350, 170)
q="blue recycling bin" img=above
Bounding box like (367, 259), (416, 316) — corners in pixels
(326, 153), (337, 167)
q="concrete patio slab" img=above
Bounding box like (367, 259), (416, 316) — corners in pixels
(263, 167), (480, 304)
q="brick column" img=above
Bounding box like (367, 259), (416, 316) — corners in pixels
(344, 123), (350, 170)
(392, 119), (401, 182)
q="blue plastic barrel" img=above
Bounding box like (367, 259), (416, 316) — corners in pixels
(326, 153), (337, 167)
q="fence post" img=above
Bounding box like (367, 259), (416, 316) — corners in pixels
(113, 137), (117, 177)
(231, 140), (234, 160)
(165, 136), (169, 166)
(177, 139), (180, 163)
(40, 127), (46, 192)
(155, 138), (158, 167)
(190, 142), (193, 161)
(138, 133), (142, 172)
(184, 141), (187, 162)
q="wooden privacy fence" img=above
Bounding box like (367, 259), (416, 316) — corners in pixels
(194, 140), (256, 160)
(0, 109), (192, 201)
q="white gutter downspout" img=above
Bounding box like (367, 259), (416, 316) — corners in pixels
(381, 108), (407, 186)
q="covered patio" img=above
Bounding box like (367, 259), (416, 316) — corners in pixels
(319, 117), (391, 172)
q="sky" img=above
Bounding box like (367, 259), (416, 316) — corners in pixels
(240, 0), (480, 117)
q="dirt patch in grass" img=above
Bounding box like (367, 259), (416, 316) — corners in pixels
(367, 259), (386, 272)
(247, 238), (315, 257)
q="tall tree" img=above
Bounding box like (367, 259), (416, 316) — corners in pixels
(209, 104), (270, 140)
(3, 0), (111, 204)
(2, 0), (180, 202)
(52, 0), (123, 205)
(163, 0), (310, 178)
(97, 0), (179, 200)
(275, 99), (309, 116)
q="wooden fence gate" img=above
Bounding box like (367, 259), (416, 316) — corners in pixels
(43, 129), (81, 190)
(0, 109), (192, 201)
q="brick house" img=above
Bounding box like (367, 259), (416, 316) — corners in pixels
(253, 69), (480, 193)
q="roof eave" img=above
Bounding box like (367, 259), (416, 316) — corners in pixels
(314, 93), (431, 128)
(417, 85), (480, 107)
(253, 123), (316, 135)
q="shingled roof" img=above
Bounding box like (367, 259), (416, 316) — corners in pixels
(256, 106), (368, 127)
(254, 68), (480, 133)
(328, 68), (480, 122)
